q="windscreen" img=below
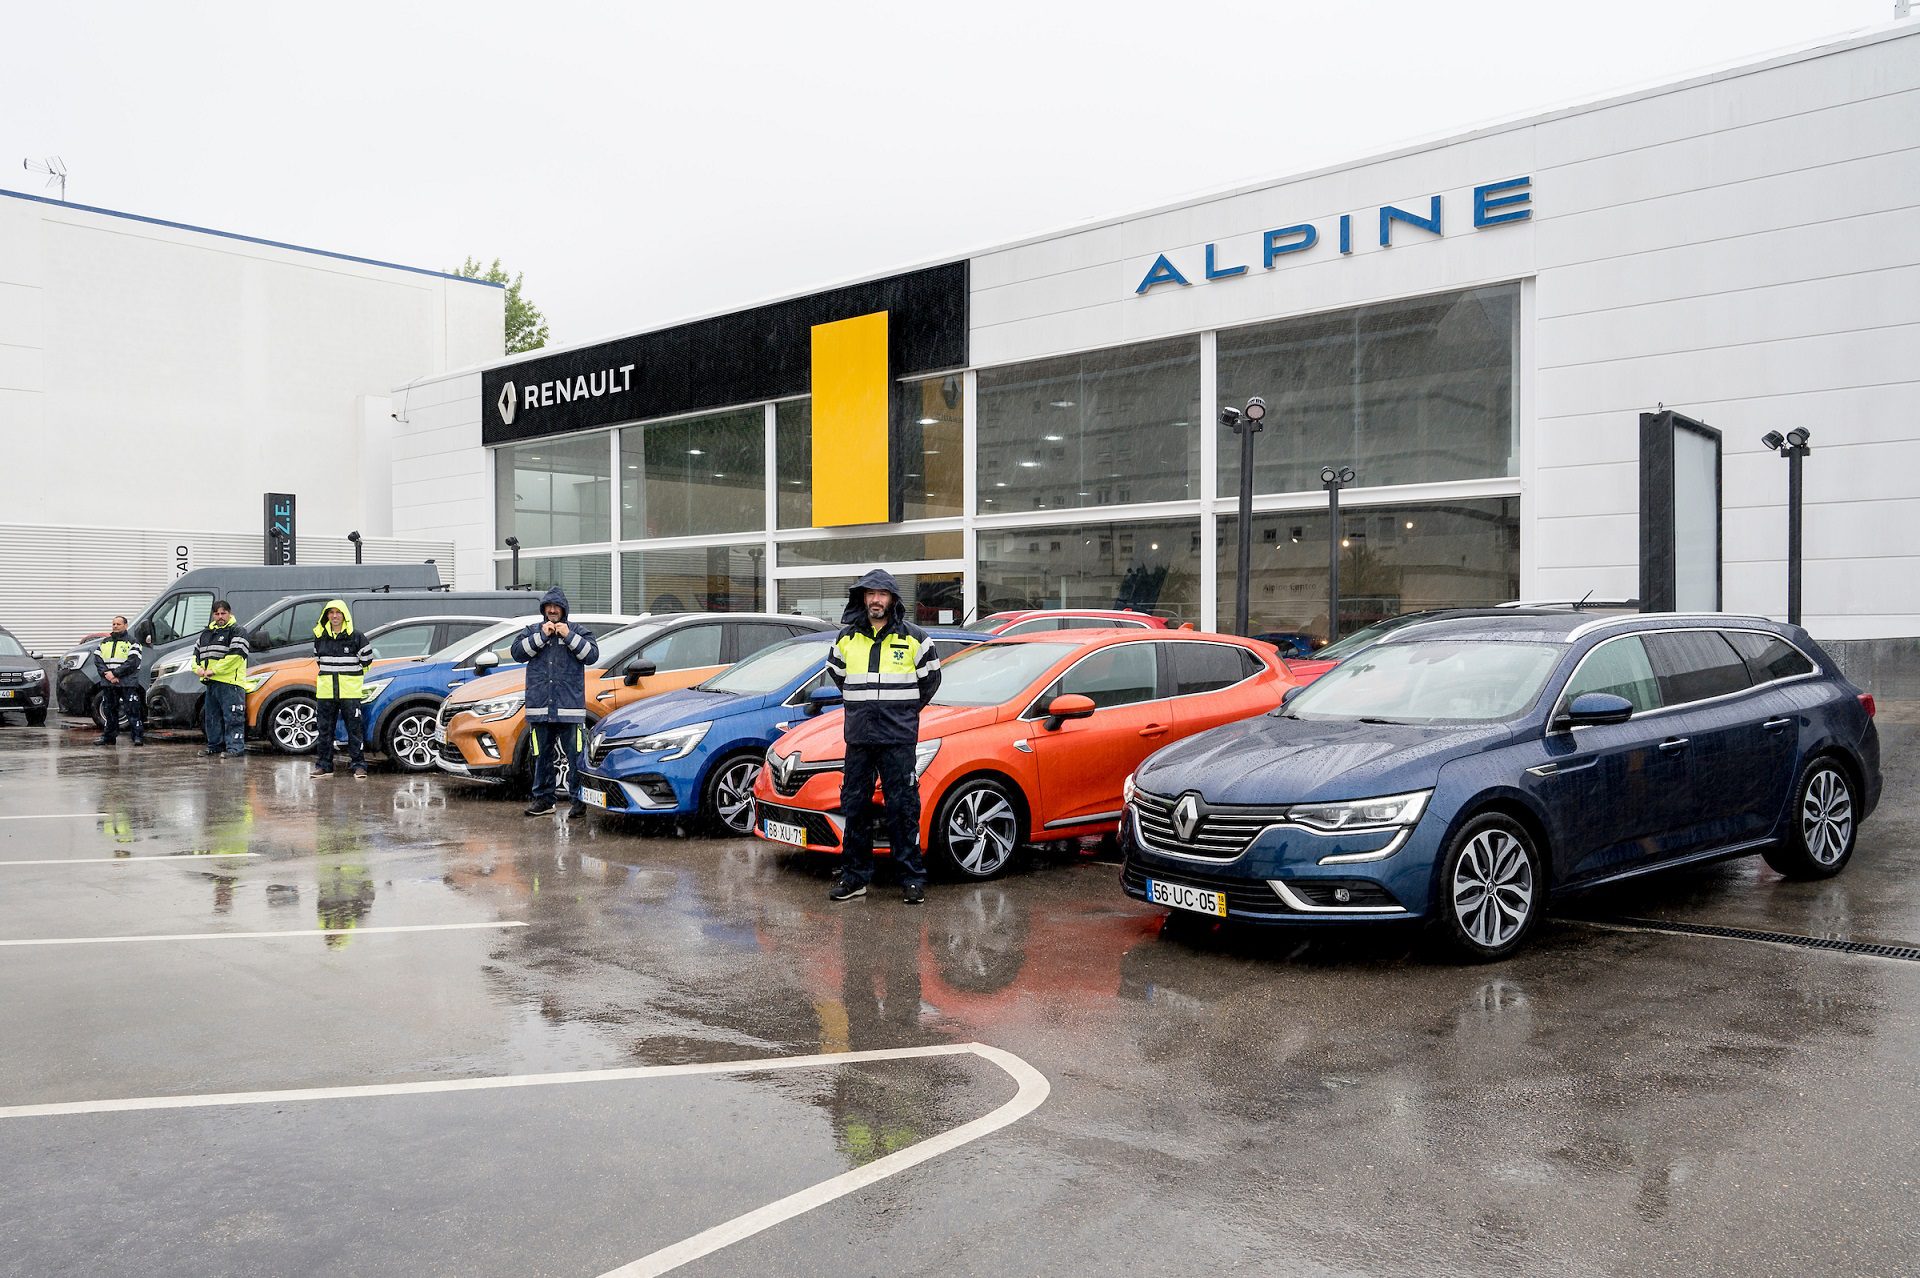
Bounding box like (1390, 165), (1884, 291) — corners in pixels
(439, 619), (526, 663)
(930, 640), (1075, 707)
(1309, 615), (1411, 663)
(1285, 639), (1565, 724)
(0, 634), (25, 657)
(700, 640), (827, 696)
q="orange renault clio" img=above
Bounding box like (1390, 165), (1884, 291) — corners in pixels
(752, 630), (1296, 878)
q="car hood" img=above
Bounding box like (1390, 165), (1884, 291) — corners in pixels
(1136, 714), (1516, 804)
(598, 685), (761, 736)
(773, 702), (1004, 761)
(447, 668), (529, 705)
(0, 655), (40, 673)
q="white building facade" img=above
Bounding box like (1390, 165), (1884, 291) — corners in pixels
(390, 23), (1920, 685)
(0, 192), (503, 651)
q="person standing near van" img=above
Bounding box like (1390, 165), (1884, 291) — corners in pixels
(510, 586), (599, 818)
(310, 600), (373, 780)
(93, 615), (144, 747)
(194, 600), (252, 758)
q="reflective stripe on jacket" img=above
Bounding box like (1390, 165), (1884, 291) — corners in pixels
(311, 600), (374, 701)
(827, 623), (940, 745)
(95, 637), (142, 682)
(193, 620), (251, 687)
(509, 586), (600, 722)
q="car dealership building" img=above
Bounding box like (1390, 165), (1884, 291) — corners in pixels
(383, 23), (1914, 680)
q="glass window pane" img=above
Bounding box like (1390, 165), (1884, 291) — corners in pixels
(776, 399), (813, 529)
(901, 375), (964, 520)
(777, 571), (963, 627)
(494, 436), (611, 549)
(154, 593), (213, 643)
(1218, 498), (1518, 648)
(1724, 630), (1814, 683)
(620, 546), (765, 614)
(495, 554), (613, 613)
(1053, 643), (1158, 709)
(1218, 284), (1517, 497)
(735, 623), (802, 659)
(640, 624), (723, 672)
(1564, 636), (1663, 712)
(1171, 642), (1249, 696)
(977, 338), (1200, 515)
(620, 408), (764, 540)
(976, 518), (1198, 623)
(778, 529), (962, 569)
(370, 625), (439, 659)
(1645, 630), (1752, 705)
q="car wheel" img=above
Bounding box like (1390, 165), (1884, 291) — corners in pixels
(932, 778), (1024, 880)
(1437, 813), (1542, 962)
(703, 752), (762, 836)
(88, 689), (106, 730)
(1762, 757), (1857, 880)
(382, 707), (440, 773)
(268, 695), (321, 754)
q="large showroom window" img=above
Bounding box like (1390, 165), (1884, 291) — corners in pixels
(495, 435), (612, 548)
(620, 407), (764, 539)
(777, 571), (963, 626)
(496, 552), (613, 612)
(977, 338), (1201, 514)
(778, 376), (962, 529)
(775, 399), (813, 529)
(621, 545), (765, 614)
(1217, 284), (1518, 495)
(778, 529), (963, 569)
(1216, 498), (1519, 644)
(974, 518), (1200, 620)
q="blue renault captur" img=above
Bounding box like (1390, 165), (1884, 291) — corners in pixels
(576, 627), (987, 833)
(1121, 611), (1881, 960)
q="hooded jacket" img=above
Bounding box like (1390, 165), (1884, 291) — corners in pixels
(826, 568), (941, 746)
(94, 630), (142, 685)
(509, 586), (600, 722)
(312, 599), (375, 700)
(193, 616), (251, 687)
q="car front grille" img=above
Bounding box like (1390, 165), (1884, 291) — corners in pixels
(1120, 858), (1293, 915)
(0, 672), (28, 687)
(1130, 788), (1282, 861)
(755, 801), (845, 849)
(578, 772), (628, 811)
(764, 751), (843, 798)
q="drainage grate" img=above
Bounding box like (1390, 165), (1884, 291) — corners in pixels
(1585, 916), (1920, 963)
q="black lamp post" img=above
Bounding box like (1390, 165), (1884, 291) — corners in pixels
(505, 535), (522, 589)
(1320, 465), (1356, 643)
(346, 530), (363, 564)
(1761, 428), (1811, 625)
(1220, 396), (1269, 636)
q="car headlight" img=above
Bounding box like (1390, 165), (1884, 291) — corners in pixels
(462, 693), (524, 721)
(913, 738), (941, 780)
(60, 653), (85, 671)
(360, 678), (391, 702)
(21, 668), (46, 684)
(153, 654), (191, 679)
(1122, 773), (1136, 805)
(1289, 789), (1432, 832)
(617, 721), (710, 761)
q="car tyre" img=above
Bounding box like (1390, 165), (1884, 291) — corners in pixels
(87, 689), (107, 731)
(1762, 757), (1857, 880)
(382, 706), (440, 773)
(268, 694), (321, 754)
(931, 777), (1024, 881)
(1435, 812), (1543, 962)
(703, 752), (763, 836)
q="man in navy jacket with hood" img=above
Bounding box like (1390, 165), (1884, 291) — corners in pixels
(825, 568), (941, 904)
(510, 586), (600, 818)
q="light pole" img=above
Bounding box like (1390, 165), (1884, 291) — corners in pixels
(1320, 465), (1356, 643)
(1761, 428), (1811, 625)
(504, 535), (522, 589)
(346, 530), (363, 565)
(1219, 396), (1268, 636)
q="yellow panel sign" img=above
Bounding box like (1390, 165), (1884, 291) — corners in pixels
(810, 311), (889, 527)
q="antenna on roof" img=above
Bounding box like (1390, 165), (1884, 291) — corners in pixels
(22, 156), (67, 202)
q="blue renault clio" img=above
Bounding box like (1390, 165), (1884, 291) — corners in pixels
(1121, 611), (1881, 960)
(577, 626), (988, 833)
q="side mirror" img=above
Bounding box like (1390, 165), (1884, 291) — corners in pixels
(472, 651), (500, 671)
(1280, 684), (1306, 706)
(805, 685), (844, 716)
(251, 629), (274, 652)
(1043, 693), (1097, 731)
(1557, 691), (1634, 729)
(134, 620), (155, 644)
(623, 659), (657, 687)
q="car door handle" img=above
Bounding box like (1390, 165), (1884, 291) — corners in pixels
(1138, 723), (1168, 738)
(1658, 737), (1690, 753)
(1762, 717), (1793, 732)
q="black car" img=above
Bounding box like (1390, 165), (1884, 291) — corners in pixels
(0, 627), (51, 725)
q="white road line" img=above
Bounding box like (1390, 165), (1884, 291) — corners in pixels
(0, 920), (526, 949)
(0, 812), (108, 822)
(0, 854), (262, 865)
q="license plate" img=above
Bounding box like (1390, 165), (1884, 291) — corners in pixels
(762, 818), (807, 848)
(1147, 878), (1226, 917)
(580, 787), (608, 809)
(0, 691), (13, 699)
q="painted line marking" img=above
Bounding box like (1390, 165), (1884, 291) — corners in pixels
(0, 854), (262, 866)
(0, 920), (525, 948)
(0, 812), (109, 822)
(0, 1041), (1050, 1277)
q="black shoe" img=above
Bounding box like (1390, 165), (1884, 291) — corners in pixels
(132, 738), (145, 747)
(95, 737), (113, 747)
(524, 801), (556, 817)
(828, 879), (868, 902)
(205, 749), (222, 757)
(311, 766), (334, 777)
(903, 882), (926, 905)
(567, 800), (588, 819)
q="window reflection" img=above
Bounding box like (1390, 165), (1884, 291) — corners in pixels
(495, 437), (611, 548)
(620, 408), (764, 539)
(621, 546), (765, 614)
(495, 553), (613, 612)
(975, 519), (1198, 622)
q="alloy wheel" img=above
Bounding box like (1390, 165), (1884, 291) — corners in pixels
(1801, 767), (1854, 866)
(387, 711), (438, 771)
(273, 701), (319, 752)
(1450, 828), (1535, 952)
(946, 786), (1019, 878)
(712, 757), (760, 834)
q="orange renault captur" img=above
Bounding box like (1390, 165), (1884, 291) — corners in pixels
(752, 629), (1297, 879)
(435, 613), (831, 787)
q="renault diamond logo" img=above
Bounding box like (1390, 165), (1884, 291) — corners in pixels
(590, 731), (605, 756)
(774, 751), (797, 788)
(1172, 793), (1202, 842)
(496, 381), (517, 425)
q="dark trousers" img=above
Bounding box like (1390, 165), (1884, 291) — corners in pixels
(839, 741), (926, 889)
(315, 698), (366, 771)
(530, 719), (584, 803)
(100, 684), (143, 742)
(201, 681), (246, 755)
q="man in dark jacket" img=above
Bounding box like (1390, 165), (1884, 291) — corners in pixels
(510, 586), (600, 818)
(825, 568), (941, 904)
(310, 599), (374, 780)
(93, 615), (144, 747)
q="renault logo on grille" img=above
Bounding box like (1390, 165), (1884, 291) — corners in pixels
(496, 381), (517, 425)
(1172, 793), (1202, 842)
(590, 731), (605, 756)
(774, 751), (797, 788)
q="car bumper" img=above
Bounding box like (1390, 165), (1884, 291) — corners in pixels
(432, 737), (512, 784)
(576, 765), (691, 815)
(0, 685), (49, 713)
(145, 674), (205, 727)
(57, 670), (92, 714)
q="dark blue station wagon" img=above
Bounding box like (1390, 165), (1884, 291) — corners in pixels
(1121, 612), (1881, 960)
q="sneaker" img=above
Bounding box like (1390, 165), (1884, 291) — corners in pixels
(567, 800), (588, 819)
(205, 749), (222, 757)
(524, 801), (556, 817)
(352, 768), (368, 781)
(132, 738), (145, 747)
(311, 766), (334, 777)
(828, 879), (867, 902)
(95, 738), (113, 747)
(903, 882), (926, 905)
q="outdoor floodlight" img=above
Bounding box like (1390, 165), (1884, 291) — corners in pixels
(1786, 428), (1810, 449)
(1761, 431), (1786, 451)
(1244, 396), (1268, 423)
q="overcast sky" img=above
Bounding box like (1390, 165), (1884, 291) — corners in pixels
(4, 0), (1899, 348)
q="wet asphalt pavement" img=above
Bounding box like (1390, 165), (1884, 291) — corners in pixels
(1, 719), (1917, 1277)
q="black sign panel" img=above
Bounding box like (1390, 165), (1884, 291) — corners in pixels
(264, 492), (297, 565)
(481, 261), (968, 446)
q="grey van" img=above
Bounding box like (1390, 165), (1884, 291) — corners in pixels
(56, 563), (443, 721)
(142, 588), (541, 729)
